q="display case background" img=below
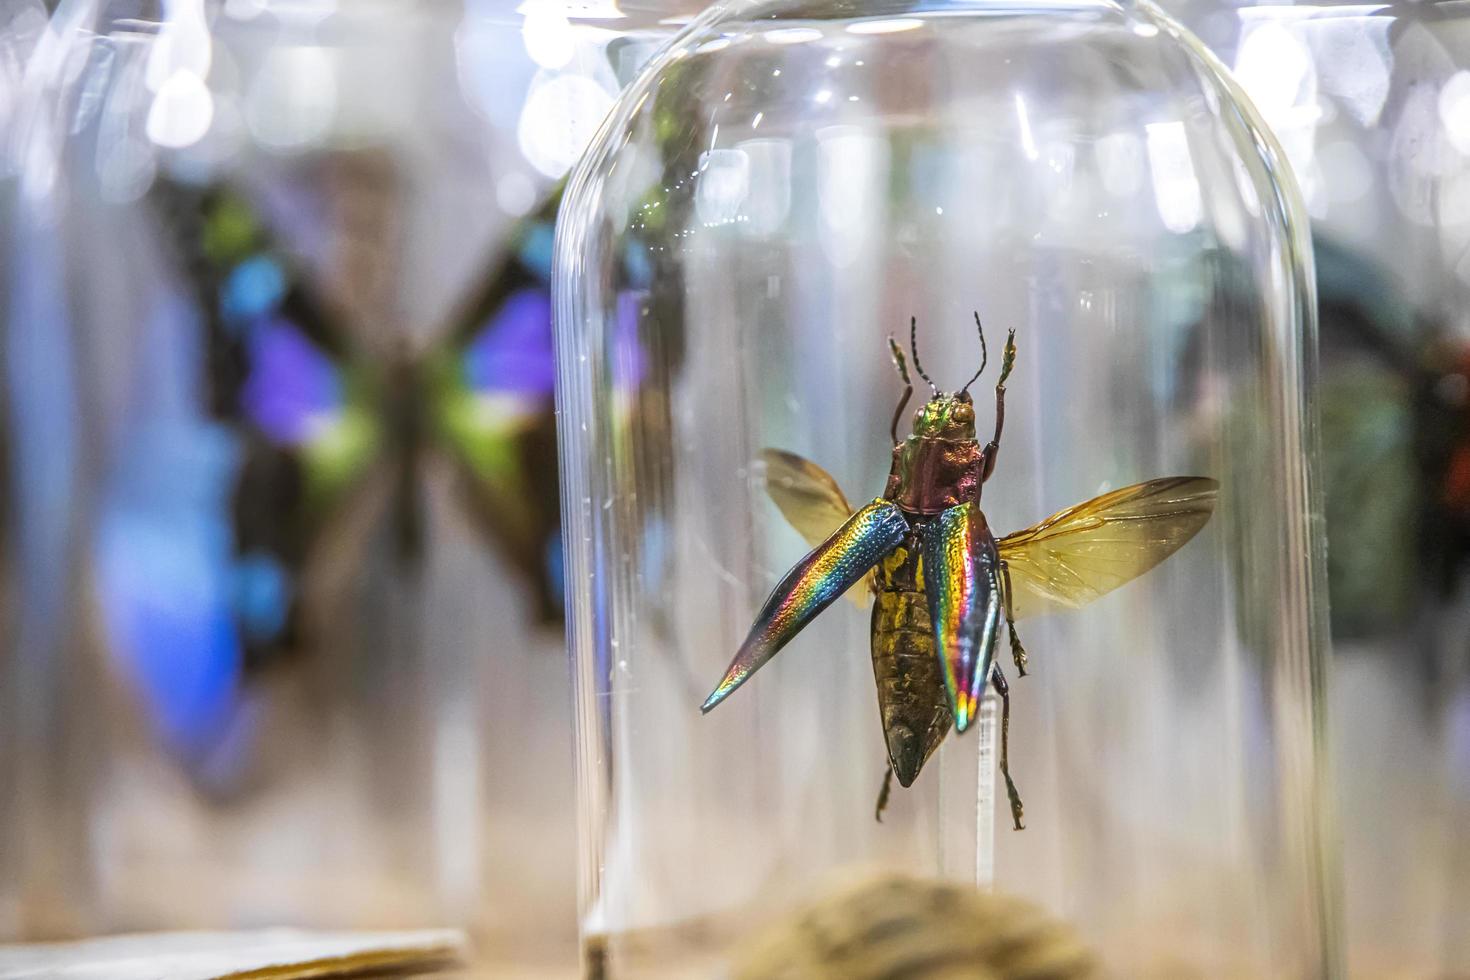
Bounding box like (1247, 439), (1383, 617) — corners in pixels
(1, 0), (699, 970)
(1157, 0), (1470, 973)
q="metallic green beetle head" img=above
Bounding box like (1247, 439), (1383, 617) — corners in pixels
(887, 315), (1017, 446)
(892, 314), (995, 443)
(912, 391), (977, 440)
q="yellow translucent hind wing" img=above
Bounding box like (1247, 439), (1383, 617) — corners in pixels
(760, 448), (876, 606)
(997, 476), (1218, 621)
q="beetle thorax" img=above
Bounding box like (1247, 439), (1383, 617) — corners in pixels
(885, 393), (984, 514)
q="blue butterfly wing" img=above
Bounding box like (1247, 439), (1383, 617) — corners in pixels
(434, 185), (665, 626)
(94, 417), (247, 760)
(432, 190), (565, 623)
(93, 179), (373, 767)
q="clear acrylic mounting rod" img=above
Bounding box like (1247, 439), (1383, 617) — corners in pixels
(974, 689), (1000, 889)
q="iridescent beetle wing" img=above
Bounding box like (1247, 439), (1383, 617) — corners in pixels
(759, 448), (871, 607)
(922, 502), (1002, 732)
(702, 498), (908, 712)
(998, 477), (1218, 620)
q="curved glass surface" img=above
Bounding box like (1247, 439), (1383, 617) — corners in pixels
(555, 0), (1337, 975)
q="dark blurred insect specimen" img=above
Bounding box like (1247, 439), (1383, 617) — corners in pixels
(93, 162), (589, 763)
(1179, 235), (1470, 668)
(701, 317), (1218, 825)
(1311, 236), (1470, 646)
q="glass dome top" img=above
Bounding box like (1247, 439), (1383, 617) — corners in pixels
(556, 0), (1337, 976)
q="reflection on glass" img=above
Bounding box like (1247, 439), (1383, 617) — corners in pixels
(0, 0), (52, 935)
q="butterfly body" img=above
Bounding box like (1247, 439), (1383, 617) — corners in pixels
(185, 174), (565, 636)
(702, 316), (1219, 826)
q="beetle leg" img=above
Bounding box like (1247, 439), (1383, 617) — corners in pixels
(989, 661), (1026, 831)
(1008, 624), (1027, 678)
(874, 765), (894, 823)
(889, 389), (912, 446)
(981, 329), (1017, 483)
(886, 336), (914, 444)
(1000, 559), (1028, 676)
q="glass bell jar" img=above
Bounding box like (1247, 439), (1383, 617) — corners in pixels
(2, 0), (692, 967)
(555, 0), (1338, 976)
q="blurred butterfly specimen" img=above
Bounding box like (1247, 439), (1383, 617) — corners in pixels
(93, 163), (580, 764)
(700, 318), (1218, 824)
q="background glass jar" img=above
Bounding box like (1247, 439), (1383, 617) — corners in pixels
(2, 0), (695, 968)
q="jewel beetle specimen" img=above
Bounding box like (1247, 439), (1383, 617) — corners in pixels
(701, 315), (1218, 827)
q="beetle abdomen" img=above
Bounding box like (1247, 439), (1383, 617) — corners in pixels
(871, 544), (952, 787)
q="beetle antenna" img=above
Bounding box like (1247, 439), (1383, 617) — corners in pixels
(909, 316), (938, 395)
(960, 311), (989, 395)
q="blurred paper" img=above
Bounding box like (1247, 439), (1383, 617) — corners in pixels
(0, 928), (465, 979)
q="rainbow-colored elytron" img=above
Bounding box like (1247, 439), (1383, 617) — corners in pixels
(700, 499), (908, 711)
(702, 316), (1220, 827)
(922, 503), (1001, 731)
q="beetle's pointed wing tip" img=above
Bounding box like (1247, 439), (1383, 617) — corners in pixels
(699, 685), (729, 713)
(950, 689), (980, 733)
(942, 671), (982, 732)
(700, 666), (747, 713)
(701, 646), (760, 713)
